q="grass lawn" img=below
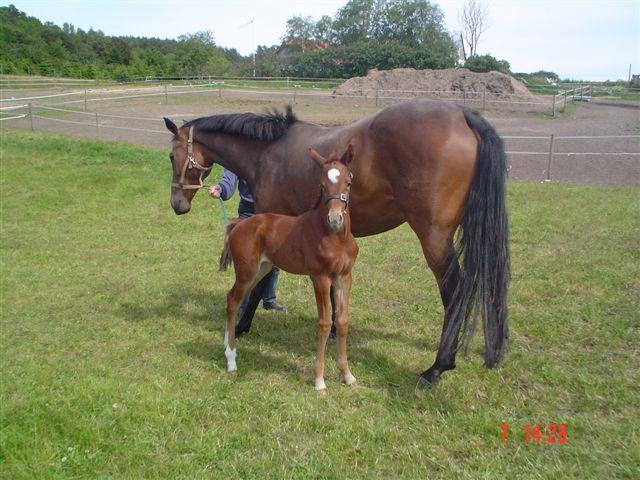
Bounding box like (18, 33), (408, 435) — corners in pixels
(1, 129), (638, 479)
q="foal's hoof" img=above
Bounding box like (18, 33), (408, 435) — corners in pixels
(343, 373), (357, 387)
(315, 378), (327, 391)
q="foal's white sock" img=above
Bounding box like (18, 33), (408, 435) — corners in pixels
(225, 345), (237, 372)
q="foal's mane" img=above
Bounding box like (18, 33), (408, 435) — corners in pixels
(183, 105), (297, 141)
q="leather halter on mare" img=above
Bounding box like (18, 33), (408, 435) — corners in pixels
(171, 126), (213, 191)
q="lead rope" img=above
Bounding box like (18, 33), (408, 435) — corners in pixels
(218, 197), (229, 225)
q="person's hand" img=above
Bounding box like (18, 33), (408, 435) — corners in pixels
(209, 184), (222, 199)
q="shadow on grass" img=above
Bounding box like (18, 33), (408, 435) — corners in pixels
(115, 285), (439, 394)
(116, 286), (223, 329)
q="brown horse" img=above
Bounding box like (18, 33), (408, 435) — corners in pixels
(219, 147), (358, 390)
(164, 99), (510, 387)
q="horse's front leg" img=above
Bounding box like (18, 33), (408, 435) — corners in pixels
(311, 275), (333, 391)
(333, 273), (356, 386)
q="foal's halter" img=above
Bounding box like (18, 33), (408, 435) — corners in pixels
(171, 126), (213, 191)
(321, 171), (352, 205)
(323, 192), (349, 204)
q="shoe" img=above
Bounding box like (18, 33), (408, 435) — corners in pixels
(263, 301), (286, 311)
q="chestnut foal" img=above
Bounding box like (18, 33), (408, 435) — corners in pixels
(219, 146), (359, 390)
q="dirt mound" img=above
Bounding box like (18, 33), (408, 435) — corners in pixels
(335, 68), (536, 100)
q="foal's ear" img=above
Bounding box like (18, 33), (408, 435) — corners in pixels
(340, 143), (354, 165)
(309, 148), (327, 167)
(164, 117), (178, 136)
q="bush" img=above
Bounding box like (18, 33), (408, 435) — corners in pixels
(112, 66), (131, 82)
(0, 58), (17, 74)
(464, 54), (510, 74)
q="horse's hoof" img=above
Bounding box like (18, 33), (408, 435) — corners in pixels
(416, 370), (440, 389)
(315, 378), (327, 391)
(343, 373), (356, 387)
(235, 325), (249, 338)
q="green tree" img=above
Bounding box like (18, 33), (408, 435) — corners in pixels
(332, 0), (377, 45)
(283, 15), (316, 51)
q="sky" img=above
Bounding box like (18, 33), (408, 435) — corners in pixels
(5, 0), (640, 81)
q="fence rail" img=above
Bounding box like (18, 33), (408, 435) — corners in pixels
(2, 102), (638, 183)
(1, 81), (589, 115)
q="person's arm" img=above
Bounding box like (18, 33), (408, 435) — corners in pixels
(210, 169), (238, 200)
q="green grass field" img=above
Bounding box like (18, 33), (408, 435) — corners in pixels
(1, 130), (638, 479)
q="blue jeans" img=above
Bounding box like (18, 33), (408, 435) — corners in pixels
(238, 200), (280, 307)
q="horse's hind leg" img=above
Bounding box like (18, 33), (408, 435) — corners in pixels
(225, 260), (272, 371)
(333, 274), (355, 386)
(329, 287), (337, 339)
(225, 280), (248, 372)
(311, 275), (333, 391)
(408, 220), (462, 387)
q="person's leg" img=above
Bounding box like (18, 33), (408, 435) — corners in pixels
(262, 268), (285, 310)
(235, 270), (271, 336)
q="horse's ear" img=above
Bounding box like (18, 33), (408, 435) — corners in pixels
(309, 148), (327, 167)
(164, 117), (178, 136)
(340, 143), (354, 165)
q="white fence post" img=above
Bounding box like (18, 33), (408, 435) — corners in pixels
(552, 94), (556, 117)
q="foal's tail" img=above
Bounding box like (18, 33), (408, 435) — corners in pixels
(219, 218), (242, 272)
(447, 108), (510, 367)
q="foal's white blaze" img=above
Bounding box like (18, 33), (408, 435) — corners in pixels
(225, 345), (237, 372)
(327, 168), (340, 184)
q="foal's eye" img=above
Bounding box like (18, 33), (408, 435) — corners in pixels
(169, 153), (174, 162)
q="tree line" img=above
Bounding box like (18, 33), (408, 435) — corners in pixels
(0, 1), (511, 81)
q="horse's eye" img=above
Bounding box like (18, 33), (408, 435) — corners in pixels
(169, 153), (174, 162)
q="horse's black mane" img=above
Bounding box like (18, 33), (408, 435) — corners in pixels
(183, 105), (297, 141)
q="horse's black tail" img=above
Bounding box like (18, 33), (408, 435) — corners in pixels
(445, 108), (510, 367)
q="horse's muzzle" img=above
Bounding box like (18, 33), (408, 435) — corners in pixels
(327, 212), (344, 232)
(171, 196), (191, 215)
